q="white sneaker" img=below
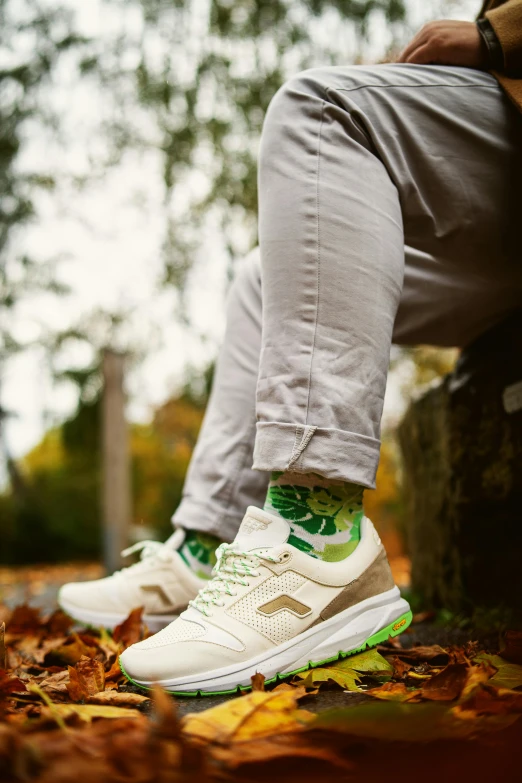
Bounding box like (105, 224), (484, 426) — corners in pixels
(120, 507), (411, 694)
(58, 529), (207, 632)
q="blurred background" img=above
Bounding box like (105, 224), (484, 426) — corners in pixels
(0, 0), (477, 603)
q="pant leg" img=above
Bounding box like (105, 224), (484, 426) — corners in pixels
(255, 63), (522, 487)
(172, 249), (268, 541)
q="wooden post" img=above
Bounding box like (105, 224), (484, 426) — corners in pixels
(102, 349), (131, 573)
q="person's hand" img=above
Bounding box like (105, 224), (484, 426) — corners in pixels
(397, 20), (488, 68)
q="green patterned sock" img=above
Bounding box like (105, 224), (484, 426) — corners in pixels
(179, 530), (222, 579)
(263, 471), (364, 562)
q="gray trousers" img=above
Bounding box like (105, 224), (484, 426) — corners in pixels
(173, 63), (522, 542)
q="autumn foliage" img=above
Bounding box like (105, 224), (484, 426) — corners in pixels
(1, 603), (522, 781)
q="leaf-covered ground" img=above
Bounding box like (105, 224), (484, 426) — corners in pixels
(1, 603), (522, 782)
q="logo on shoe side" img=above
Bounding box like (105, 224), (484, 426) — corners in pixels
(257, 595), (312, 618)
(242, 517), (271, 534)
(392, 618), (407, 631)
(140, 584), (175, 609)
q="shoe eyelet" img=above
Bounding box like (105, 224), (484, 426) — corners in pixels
(280, 552), (291, 561)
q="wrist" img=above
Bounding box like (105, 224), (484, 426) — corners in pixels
(476, 17), (504, 70)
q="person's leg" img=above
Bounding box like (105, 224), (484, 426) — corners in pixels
(120, 65), (522, 692)
(255, 63), (522, 558)
(173, 248), (269, 546)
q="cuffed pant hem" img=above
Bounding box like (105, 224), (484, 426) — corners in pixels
(171, 499), (245, 543)
(252, 421), (380, 488)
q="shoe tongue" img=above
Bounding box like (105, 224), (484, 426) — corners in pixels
(233, 506), (290, 551)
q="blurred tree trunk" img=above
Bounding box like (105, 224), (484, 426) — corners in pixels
(399, 311), (522, 616)
(102, 350), (131, 573)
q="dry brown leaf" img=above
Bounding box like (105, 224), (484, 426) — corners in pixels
(454, 683), (522, 718)
(67, 656), (105, 701)
(44, 610), (73, 637)
(86, 690), (149, 707)
(6, 605), (42, 635)
(0, 670), (27, 698)
(251, 673), (265, 691)
(182, 689), (315, 744)
(39, 670), (70, 700)
(389, 655), (413, 679)
(113, 607), (144, 649)
(45, 634), (98, 667)
(104, 655), (124, 682)
(420, 663), (470, 702)
(366, 681), (421, 702)
(389, 645), (449, 664)
(459, 661), (497, 701)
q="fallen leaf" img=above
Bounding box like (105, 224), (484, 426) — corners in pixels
(389, 655), (412, 679)
(459, 660), (497, 701)
(104, 655), (124, 682)
(44, 610), (73, 636)
(500, 630), (522, 665)
(420, 663), (469, 702)
(475, 653), (522, 690)
(86, 690), (149, 707)
(387, 645), (449, 664)
(295, 650), (392, 692)
(113, 608), (144, 649)
(295, 661), (362, 691)
(251, 672), (265, 691)
(366, 681), (420, 702)
(45, 634), (98, 666)
(454, 683), (522, 718)
(67, 656), (105, 701)
(6, 605), (42, 635)
(348, 649), (393, 674)
(40, 702), (144, 723)
(39, 670), (70, 699)
(0, 670), (27, 698)
(182, 689), (314, 743)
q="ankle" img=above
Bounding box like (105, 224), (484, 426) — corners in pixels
(263, 471), (364, 562)
(179, 529), (222, 578)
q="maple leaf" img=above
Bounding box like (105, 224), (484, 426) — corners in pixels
(67, 656), (106, 702)
(295, 649), (392, 691)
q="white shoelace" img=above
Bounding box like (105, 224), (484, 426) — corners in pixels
(115, 529), (185, 575)
(189, 542), (281, 617)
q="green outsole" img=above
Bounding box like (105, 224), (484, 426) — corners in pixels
(119, 610), (413, 698)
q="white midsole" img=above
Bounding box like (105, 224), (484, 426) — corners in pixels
(58, 599), (178, 633)
(131, 587), (410, 693)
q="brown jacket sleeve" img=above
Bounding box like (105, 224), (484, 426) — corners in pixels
(486, 0), (522, 72)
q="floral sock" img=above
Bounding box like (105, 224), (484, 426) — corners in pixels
(263, 471), (365, 562)
(179, 530), (222, 579)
